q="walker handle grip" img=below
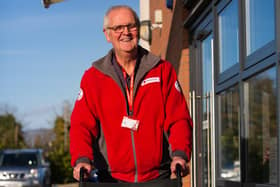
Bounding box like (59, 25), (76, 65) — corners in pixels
(80, 167), (86, 182)
(176, 164), (182, 187)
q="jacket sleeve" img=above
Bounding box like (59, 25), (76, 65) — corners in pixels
(162, 61), (193, 161)
(69, 70), (99, 167)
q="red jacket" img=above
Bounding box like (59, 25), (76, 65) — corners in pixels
(70, 47), (192, 182)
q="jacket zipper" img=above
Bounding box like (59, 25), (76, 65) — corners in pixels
(123, 77), (138, 183)
(127, 97), (138, 183)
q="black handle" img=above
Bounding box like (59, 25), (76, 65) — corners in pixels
(80, 167), (86, 183)
(80, 165), (182, 186)
(176, 164), (182, 187)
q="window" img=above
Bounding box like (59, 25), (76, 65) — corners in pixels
(1, 153), (38, 167)
(188, 0), (279, 186)
(218, 85), (240, 181)
(243, 67), (277, 184)
(245, 0), (275, 55)
(218, 0), (239, 73)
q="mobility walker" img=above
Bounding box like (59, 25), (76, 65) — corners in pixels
(79, 164), (183, 187)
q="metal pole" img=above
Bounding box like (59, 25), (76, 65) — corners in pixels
(192, 90), (197, 187)
(210, 39), (216, 187)
(63, 101), (70, 152)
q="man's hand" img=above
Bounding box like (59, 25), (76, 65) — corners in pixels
(73, 162), (92, 181)
(170, 156), (189, 178)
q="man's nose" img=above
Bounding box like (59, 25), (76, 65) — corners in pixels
(122, 26), (130, 33)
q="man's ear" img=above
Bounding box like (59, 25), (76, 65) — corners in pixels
(103, 29), (111, 42)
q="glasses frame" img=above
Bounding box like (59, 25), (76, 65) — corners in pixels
(106, 23), (138, 33)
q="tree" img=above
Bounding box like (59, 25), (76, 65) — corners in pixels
(47, 102), (74, 184)
(0, 113), (26, 149)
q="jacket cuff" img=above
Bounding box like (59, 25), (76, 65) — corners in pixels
(75, 157), (92, 166)
(172, 150), (189, 162)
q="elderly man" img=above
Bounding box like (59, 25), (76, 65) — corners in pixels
(70, 5), (192, 183)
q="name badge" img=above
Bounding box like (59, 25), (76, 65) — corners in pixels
(121, 116), (139, 131)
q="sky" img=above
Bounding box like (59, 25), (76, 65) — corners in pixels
(0, 0), (139, 131)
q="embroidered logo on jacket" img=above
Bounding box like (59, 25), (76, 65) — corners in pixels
(141, 77), (160, 86)
(77, 88), (83, 101)
(175, 80), (182, 93)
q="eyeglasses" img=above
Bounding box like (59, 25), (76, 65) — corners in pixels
(106, 23), (138, 33)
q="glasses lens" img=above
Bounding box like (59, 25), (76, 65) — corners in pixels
(114, 25), (123, 33)
(108, 23), (137, 33)
(128, 24), (137, 31)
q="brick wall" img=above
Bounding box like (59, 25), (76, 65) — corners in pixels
(148, 1), (191, 187)
(149, 0), (190, 101)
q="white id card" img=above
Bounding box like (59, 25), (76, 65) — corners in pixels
(121, 116), (139, 131)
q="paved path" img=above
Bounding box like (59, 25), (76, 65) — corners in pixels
(53, 183), (78, 187)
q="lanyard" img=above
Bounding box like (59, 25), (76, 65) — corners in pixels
(122, 70), (134, 112)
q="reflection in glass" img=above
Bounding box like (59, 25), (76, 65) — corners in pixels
(202, 34), (213, 187)
(202, 35), (213, 121)
(218, 85), (240, 181)
(244, 68), (277, 184)
(218, 0), (239, 73)
(245, 0), (275, 55)
(202, 129), (209, 186)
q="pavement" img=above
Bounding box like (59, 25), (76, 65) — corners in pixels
(52, 183), (78, 187)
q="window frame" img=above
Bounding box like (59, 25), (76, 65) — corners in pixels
(243, 0), (276, 59)
(242, 0), (276, 71)
(214, 0), (279, 187)
(215, 0), (240, 84)
(186, 0), (279, 186)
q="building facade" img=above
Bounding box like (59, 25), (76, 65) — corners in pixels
(139, 0), (280, 187)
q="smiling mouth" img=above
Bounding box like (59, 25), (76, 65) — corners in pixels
(120, 37), (133, 42)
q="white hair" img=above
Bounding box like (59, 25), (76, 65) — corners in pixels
(103, 5), (140, 29)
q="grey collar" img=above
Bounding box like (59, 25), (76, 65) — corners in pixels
(92, 46), (161, 98)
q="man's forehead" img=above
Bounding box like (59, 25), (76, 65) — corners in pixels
(108, 8), (134, 18)
(108, 9), (135, 24)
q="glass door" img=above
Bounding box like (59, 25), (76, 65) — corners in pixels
(190, 21), (215, 187)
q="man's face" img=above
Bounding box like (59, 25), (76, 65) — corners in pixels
(104, 8), (139, 55)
